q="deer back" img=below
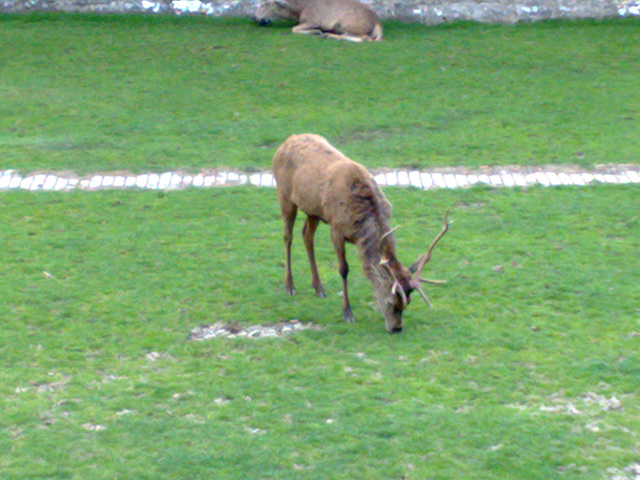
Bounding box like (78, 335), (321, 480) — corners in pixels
(273, 134), (391, 240)
(300, 0), (381, 36)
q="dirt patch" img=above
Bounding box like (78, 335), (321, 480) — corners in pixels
(607, 464), (640, 480)
(189, 319), (321, 340)
(338, 126), (400, 143)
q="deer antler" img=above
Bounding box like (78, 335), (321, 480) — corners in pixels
(379, 225), (400, 249)
(379, 259), (408, 308)
(410, 211), (449, 276)
(410, 211), (450, 306)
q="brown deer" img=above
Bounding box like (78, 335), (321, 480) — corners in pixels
(272, 134), (449, 333)
(253, 0), (383, 42)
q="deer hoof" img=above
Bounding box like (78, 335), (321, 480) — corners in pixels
(315, 286), (327, 298)
(343, 309), (355, 324)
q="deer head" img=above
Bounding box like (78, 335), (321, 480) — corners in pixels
(253, 0), (300, 24)
(374, 212), (450, 333)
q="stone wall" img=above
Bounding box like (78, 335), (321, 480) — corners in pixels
(2, 0), (639, 24)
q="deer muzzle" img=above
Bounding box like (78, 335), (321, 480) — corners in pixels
(383, 309), (404, 334)
(388, 324), (403, 333)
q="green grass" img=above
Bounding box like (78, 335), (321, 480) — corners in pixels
(1, 12), (639, 480)
(1, 184), (639, 479)
(1, 14), (639, 174)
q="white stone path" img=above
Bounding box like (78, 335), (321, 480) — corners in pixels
(1, 167), (639, 192)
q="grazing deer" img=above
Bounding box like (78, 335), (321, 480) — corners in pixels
(272, 134), (449, 333)
(253, 0), (383, 42)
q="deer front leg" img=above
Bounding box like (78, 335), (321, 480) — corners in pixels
(303, 215), (326, 298)
(292, 23), (326, 36)
(331, 230), (354, 323)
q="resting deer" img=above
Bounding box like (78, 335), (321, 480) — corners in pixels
(253, 0), (383, 42)
(272, 134), (449, 333)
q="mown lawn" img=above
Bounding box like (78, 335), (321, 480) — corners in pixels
(1, 11), (639, 480)
(1, 14), (639, 174)
(1, 184), (639, 479)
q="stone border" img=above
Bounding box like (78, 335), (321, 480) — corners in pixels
(2, 0), (640, 24)
(1, 166), (639, 192)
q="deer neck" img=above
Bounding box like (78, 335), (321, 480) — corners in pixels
(285, 0), (308, 13)
(357, 224), (407, 291)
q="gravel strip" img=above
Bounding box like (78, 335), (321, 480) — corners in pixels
(1, 165), (639, 192)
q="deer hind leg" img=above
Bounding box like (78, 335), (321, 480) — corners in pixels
(293, 23), (364, 42)
(303, 216), (326, 298)
(324, 15), (369, 42)
(279, 197), (298, 296)
(331, 229), (354, 323)
(325, 33), (365, 42)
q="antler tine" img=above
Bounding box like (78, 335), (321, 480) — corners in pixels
(379, 225), (400, 249)
(414, 285), (433, 308)
(380, 259), (408, 308)
(413, 211), (450, 277)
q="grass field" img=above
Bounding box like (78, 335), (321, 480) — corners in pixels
(1, 184), (639, 479)
(1, 14), (639, 174)
(1, 12), (640, 480)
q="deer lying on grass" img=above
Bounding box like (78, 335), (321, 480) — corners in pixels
(253, 0), (383, 42)
(272, 134), (449, 333)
